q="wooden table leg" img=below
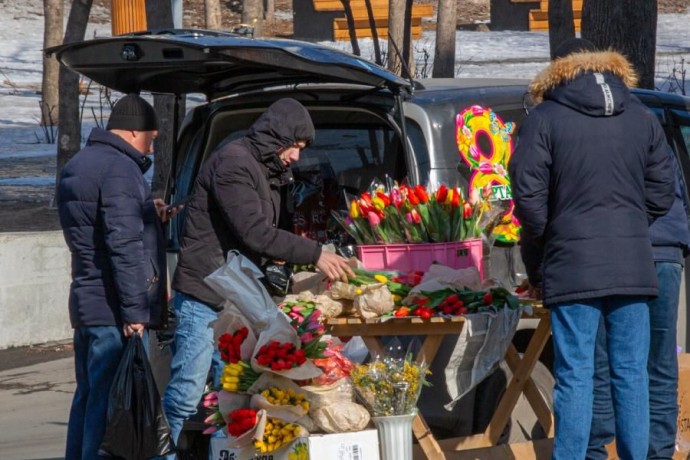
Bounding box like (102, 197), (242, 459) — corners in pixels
(505, 343), (554, 437)
(413, 411), (446, 459)
(417, 334), (445, 366)
(413, 334), (447, 458)
(484, 315), (553, 445)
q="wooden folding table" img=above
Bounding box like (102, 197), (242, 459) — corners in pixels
(326, 307), (553, 460)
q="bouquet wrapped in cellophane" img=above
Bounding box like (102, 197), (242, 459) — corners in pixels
(349, 340), (431, 416)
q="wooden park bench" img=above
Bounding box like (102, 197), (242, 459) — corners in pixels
(313, 0), (435, 41)
(528, 0), (583, 31)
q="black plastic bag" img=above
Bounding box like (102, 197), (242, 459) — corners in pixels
(99, 334), (175, 459)
(261, 261), (293, 296)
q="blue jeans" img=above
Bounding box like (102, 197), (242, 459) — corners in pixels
(161, 292), (219, 459)
(550, 296), (650, 460)
(588, 262), (681, 460)
(66, 326), (127, 460)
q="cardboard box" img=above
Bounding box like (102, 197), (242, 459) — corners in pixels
(210, 429), (380, 460)
(676, 354), (690, 459)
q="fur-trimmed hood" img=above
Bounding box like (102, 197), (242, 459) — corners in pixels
(529, 50), (638, 108)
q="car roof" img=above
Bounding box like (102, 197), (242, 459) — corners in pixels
(414, 78), (530, 91)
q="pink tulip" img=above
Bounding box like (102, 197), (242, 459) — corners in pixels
(300, 332), (314, 343)
(469, 188), (480, 205)
(410, 209), (421, 224)
(390, 187), (403, 208)
(202, 425), (220, 435)
(367, 211), (381, 227)
(204, 412), (222, 424)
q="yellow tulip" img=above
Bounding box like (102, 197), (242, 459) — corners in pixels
(374, 274), (388, 283)
(372, 196), (386, 211)
(349, 200), (360, 218)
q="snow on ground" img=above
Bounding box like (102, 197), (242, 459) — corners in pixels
(0, 2), (688, 184)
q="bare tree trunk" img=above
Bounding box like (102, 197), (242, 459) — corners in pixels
(42, 0), (63, 131)
(146, 0), (179, 196)
(388, 0), (405, 76)
(242, 0), (264, 37)
(548, 0), (575, 59)
(340, 0), (361, 56)
(433, 0), (456, 77)
(56, 0), (93, 191)
(582, 0), (657, 89)
(402, 0), (414, 77)
(205, 0), (222, 29)
(364, 0), (381, 65)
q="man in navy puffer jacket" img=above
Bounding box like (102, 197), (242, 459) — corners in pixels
(509, 39), (675, 459)
(57, 94), (171, 460)
(588, 147), (690, 459)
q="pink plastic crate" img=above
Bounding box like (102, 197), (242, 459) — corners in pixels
(356, 238), (483, 277)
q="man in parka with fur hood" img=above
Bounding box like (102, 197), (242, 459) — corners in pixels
(509, 39), (674, 459)
(162, 98), (354, 450)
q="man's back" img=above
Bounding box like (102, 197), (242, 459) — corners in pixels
(509, 50), (674, 305)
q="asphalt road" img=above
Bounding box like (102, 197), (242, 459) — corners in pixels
(0, 346), (74, 460)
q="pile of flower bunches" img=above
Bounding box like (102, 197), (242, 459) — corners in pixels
(226, 408), (258, 437)
(348, 268), (416, 307)
(260, 387), (310, 413)
(254, 417), (303, 453)
(255, 341), (308, 371)
(393, 286), (520, 318)
(221, 360), (260, 392)
(279, 302), (327, 358)
(218, 327), (249, 363)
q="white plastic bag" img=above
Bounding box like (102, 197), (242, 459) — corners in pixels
(204, 251), (277, 334)
(405, 264), (482, 304)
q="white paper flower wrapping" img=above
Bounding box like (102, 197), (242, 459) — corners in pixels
(250, 314), (322, 380)
(213, 305), (257, 360)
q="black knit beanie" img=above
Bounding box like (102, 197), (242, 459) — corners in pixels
(553, 38), (597, 60)
(106, 94), (159, 131)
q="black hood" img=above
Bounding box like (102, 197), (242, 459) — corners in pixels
(529, 50), (638, 117)
(245, 98), (315, 176)
(546, 71), (630, 117)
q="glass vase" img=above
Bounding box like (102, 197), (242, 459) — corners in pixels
(371, 412), (416, 460)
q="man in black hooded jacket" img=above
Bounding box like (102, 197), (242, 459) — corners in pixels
(161, 98), (354, 450)
(509, 39), (675, 459)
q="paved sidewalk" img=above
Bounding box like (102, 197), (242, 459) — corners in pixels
(0, 354), (74, 460)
